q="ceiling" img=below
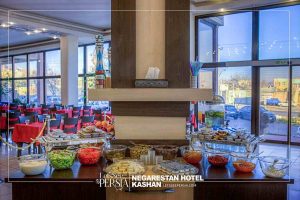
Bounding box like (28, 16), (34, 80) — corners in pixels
(0, 0), (111, 49)
(0, 0), (294, 49)
(0, 28), (52, 47)
(0, 0), (111, 29)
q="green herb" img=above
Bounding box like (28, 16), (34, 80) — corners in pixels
(48, 150), (75, 170)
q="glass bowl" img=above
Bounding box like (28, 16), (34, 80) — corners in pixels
(259, 156), (289, 178)
(48, 150), (76, 170)
(231, 152), (257, 173)
(77, 147), (102, 165)
(104, 145), (127, 161)
(153, 145), (178, 160)
(129, 144), (151, 159)
(19, 154), (47, 176)
(205, 150), (230, 167)
(180, 146), (202, 164)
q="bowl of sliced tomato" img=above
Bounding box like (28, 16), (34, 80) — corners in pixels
(206, 150), (229, 167)
(77, 147), (102, 165)
(231, 152), (257, 173)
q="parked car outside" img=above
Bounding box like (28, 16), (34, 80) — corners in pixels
(266, 98), (280, 106)
(239, 106), (276, 123)
(225, 105), (239, 120)
(46, 96), (61, 105)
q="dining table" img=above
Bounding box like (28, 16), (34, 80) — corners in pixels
(12, 122), (44, 144)
(0, 116), (7, 130)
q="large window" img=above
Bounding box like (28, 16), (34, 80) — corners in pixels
(198, 21), (213, 63)
(196, 3), (300, 144)
(259, 5), (300, 59)
(218, 67), (252, 131)
(29, 79), (44, 105)
(0, 49), (61, 104)
(217, 12), (252, 62)
(259, 67), (289, 142)
(78, 47), (84, 75)
(29, 53), (44, 77)
(46, 78), (61, 105)
(14, 80), (27, 103)
(292, 66), (300, 143)
(46, 50), (61, 76)
(0, 57), (12, 78)
(14, 55), (27, 78)
(1, 80), (12, 102)
(78, 77), (84, 106)
(0, 42), (110, 106)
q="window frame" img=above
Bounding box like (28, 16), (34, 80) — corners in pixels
(195, 1), (300, 145)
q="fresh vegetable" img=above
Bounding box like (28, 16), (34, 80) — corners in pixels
(208, 155), (228, 167)
(77, 148), (102, 165)
(48, 150), (75, 170)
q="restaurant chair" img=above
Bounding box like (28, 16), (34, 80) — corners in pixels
(19, 116), (35, 124)
(49, 107), (57, 117)
(37, 115), (47, 123)
(72, 107), (81, 118)
(49, 119), (61, 130)
(81, 116), (95, 128)
(5, 112), (21, 142)
(83, 106), (91, 116)
(55, 113), (68, 121)
(41, 105), (50, 115)
(24, 111), (38, 116)
(24, 111), (38, 121)
(9, 103), (18, 110)
(93, 109), (102, 121)
(63, 118), (79, 134)
(55, 104), (63, 110)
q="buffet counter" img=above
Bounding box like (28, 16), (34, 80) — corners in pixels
(5, 157), (293, 200)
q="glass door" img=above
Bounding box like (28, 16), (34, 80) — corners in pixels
(259, 67), (289, 142)
(291, 66), (300, 144)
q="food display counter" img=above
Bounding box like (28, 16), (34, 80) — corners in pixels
(5, 139), (294, 200)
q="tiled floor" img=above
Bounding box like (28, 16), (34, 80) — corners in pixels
(0, 142), (299, 200)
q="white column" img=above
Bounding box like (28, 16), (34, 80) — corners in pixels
(60, 35), (78, 106)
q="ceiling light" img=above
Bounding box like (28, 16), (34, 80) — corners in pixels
(219, 8), (226, 12)
(1, 23), (9, 28)
(41, 28), (47, 32)
(33, 29), (41, 33)
(25, 31), (32, 35)
(0, 22), (15, 28)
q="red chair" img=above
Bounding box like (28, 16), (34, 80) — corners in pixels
(93, 109), (102, 121)
(72, 107), (81, 118)
(83, 106), (91, 116)
(6, 112), (20, 142)
(81, 116), (94, 128)
(63, 118), (79, 134)
(41, 105), (50, 114)
(49, 119), (61, 130)
(9, 103), (19, 111)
